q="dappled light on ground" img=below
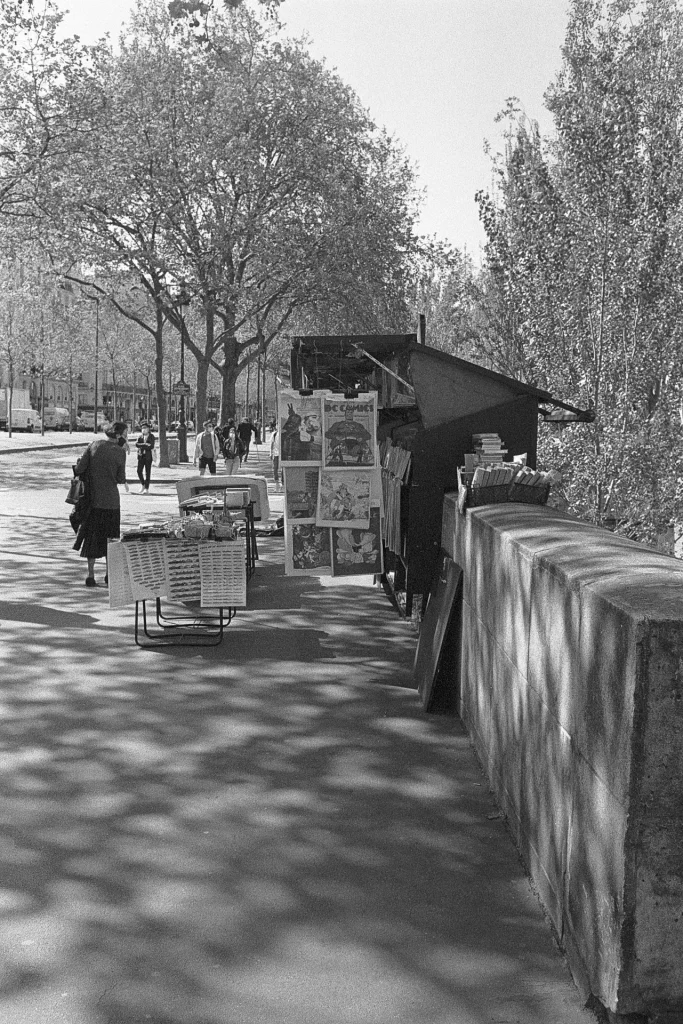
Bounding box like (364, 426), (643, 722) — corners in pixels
(0, 503), (592, 1024)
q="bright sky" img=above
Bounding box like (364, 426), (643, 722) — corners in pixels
(53, 0), (570, 260)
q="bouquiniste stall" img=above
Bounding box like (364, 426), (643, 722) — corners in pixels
(290, 334), (590, 615)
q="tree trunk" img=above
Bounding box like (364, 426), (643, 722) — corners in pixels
(40, 363), (45, 436)
(194, 344), (208, 428)
(154, 310), (169, 468)
(220, 334), (239, 421)
(68, 356), (74, 433)
(195, 353), (209, 427)
(111, 366), (118, 422)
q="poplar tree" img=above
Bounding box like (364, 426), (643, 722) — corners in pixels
(478, 0), (683, 543)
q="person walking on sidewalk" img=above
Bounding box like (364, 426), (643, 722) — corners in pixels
(270, 424), (281, 489)
(222, 424), (244, 475)
(135, 422), (155, 492)
(193, 420), (221, 475)
(73, 421), (128, 587)
(237, 417), (253, 464)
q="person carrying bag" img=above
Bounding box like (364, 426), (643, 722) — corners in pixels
(66, 467), (86, 505)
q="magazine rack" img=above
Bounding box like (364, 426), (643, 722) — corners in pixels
(108, 536), (247, 648)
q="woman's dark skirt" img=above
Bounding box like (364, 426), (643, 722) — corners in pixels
(78, 508), (121, 559)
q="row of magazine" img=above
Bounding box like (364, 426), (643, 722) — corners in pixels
(279, 389), (384, 577)
(278, 389), (379, 468)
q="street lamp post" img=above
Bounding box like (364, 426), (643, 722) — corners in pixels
(176, 286), (191, 463)
(94, 298), (99, 434)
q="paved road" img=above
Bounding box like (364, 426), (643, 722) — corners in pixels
(0, 448), (597, 1024)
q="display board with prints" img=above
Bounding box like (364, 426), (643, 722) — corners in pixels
(279, 389), (384, 578)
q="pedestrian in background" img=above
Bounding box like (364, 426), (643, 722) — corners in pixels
(237, 417), (253, 464)
(73, 421), (127, 587)
(222, 425), (244, 475)
(135, 422), (155, 493)
(270, 424), (281, 489)
(193, 420), (221, 475)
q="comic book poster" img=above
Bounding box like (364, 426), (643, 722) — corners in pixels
(316, 469), (373, 529)
(322, 393), (378, 468)
(283, 467), (319, 521)
(285, 523), (333, 576)
(278, 390), (323, 465)
(331, 504), (383, 577)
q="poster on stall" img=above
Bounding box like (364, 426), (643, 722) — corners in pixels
(283, 466), (319, 521)
(316, 469), (373, 529)
(278, 390), (323, 465)
(331, 504), (383, 577)
(285, 522), (333, 576)
(322, 393), (378, 468)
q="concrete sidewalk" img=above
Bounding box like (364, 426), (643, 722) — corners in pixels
(0, 454), (596, 1024)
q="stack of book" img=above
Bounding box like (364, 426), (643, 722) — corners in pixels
(471, 433), (507, 464)
(457, 460), (554, 512)
(512, 467), (551, 487)
(472, 464), (518, 487)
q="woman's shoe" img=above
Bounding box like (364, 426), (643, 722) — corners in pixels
(85, 577), (96, 587)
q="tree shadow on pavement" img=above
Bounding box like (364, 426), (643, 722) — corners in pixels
(0, 522), (591, 1024)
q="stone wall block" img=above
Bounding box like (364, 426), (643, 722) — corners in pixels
(459, 601), (491, 764)
(463, 516), (498, 626)
(575, 588), (637, 804)
(518, 691), (573, 936)
(566, 753), (628, 1012)
(527, 559), (581, 734)
(628, 624), (683, 1008)
(487, 636), (526, 838)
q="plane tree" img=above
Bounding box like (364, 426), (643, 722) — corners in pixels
(59, 0), (422, 423)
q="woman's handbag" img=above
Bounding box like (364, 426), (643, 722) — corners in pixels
(66, 472), (86, 505)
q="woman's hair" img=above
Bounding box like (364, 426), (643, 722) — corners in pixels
(105, 421), (127, 438)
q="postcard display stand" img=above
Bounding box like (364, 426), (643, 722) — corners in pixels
(278, 389), (384, 578)
(107, 535), (246, 647)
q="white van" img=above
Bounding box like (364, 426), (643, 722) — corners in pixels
(0, 389), (39, 432)
(42, 406), (70, 431)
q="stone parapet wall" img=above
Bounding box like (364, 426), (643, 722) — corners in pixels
(441, 495), (683, 1020)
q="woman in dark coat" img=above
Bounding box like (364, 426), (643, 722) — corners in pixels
(135, 422), (155, 493)
(74, 421), (127, 587)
